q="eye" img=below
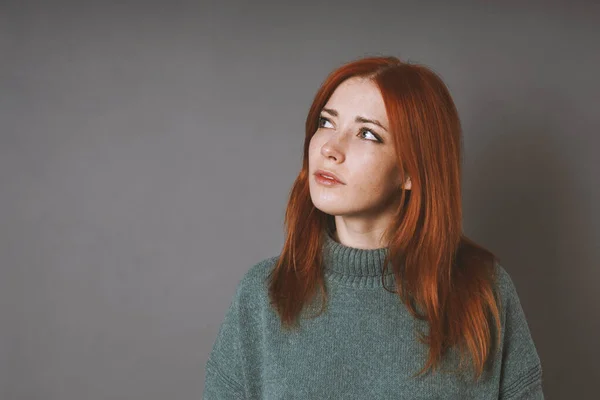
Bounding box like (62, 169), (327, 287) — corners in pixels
(359, 128), (382, 143)
(318, 116), (383, 143)
(318, 116), (333, 128)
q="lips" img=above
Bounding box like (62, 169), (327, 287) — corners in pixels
(314, 169), (345, 184)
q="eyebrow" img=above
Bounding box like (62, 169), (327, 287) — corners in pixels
(321, 108), (388, 132)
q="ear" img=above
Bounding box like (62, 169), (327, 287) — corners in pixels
(396, 174), (411, 191)
(395, 167), (412, 191)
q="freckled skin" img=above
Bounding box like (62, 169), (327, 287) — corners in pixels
(308, 77), (412, 245)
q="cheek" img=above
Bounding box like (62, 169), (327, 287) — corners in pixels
(308, 134), (316, 149)
(354, 157), (398, 192)
(308, 138), (316, 154)
(308, 135), (323, 159)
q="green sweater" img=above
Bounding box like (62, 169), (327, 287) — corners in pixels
(203, 231), (544, 399)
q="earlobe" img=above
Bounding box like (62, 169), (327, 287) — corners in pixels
(395, 170), (411, 191)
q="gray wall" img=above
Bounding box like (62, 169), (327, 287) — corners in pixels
(2, 0), (598, 398)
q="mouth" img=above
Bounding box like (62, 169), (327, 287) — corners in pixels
(314, 170), (345, 185)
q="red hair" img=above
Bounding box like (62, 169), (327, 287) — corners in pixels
(267, 56), (502, 382)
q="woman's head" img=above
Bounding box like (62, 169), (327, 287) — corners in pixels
(304, 56), (462, 244)
(308, 76), (410, 237)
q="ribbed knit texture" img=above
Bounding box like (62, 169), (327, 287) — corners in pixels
(321, 229), (395, 289)
(203, 230), (544, 399)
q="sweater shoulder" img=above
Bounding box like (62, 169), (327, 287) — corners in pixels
(491, 262), (544, 397)
(493, 262), (513, 296)
(492, 262), (525, 315)
(233, 254), (280, 303)
(242, 254), (279, 285)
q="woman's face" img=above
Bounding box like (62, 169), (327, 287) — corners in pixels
(308, 76), (410, 221)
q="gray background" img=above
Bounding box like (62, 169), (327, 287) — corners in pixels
(1, 0), (598, 398)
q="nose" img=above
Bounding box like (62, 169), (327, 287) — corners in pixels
(320, 135), (346, 163)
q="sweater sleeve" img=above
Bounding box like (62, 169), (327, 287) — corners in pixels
(496, 264), (544, 400)
(202, 275), (248, 400)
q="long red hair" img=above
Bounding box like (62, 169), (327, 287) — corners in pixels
(267, 56), (502, 382)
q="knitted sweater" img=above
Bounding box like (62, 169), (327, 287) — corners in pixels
(203, 231), (544, 399)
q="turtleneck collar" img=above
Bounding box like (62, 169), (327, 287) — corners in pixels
(321, 229), (395, 289)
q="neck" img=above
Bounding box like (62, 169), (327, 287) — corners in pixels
(321, 229), (395, 289)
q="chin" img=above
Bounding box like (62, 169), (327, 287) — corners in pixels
(311, 201), (351, 217)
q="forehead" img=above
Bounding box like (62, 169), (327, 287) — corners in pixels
(324, 77), (388, 122)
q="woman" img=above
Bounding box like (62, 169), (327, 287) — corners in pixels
(203, 56), (544, 399)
